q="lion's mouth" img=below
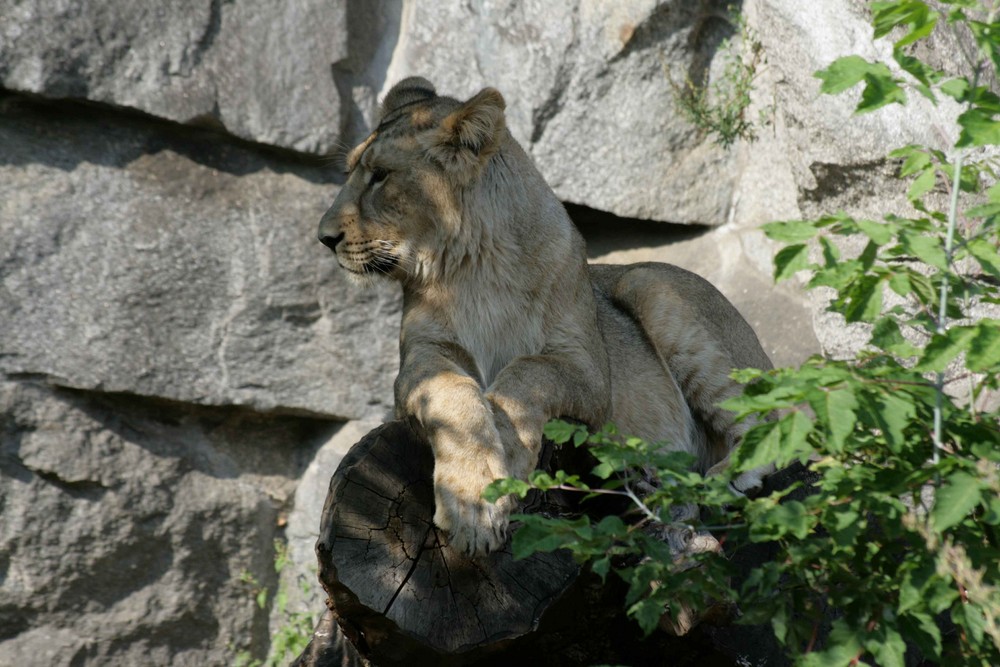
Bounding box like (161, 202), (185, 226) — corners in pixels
(338, 255), (399, 277)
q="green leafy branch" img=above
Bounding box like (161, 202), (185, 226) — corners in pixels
(487, 421), (744, 634)
(485, 2), (1000, 665)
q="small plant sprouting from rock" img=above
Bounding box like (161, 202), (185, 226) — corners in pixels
(665, 8), (766, 149)
(489, 2), (1000, 664)
(235, 540), (316, 667)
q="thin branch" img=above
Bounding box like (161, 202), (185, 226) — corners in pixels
(624, 478), (662, 524)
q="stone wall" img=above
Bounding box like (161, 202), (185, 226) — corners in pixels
(0, 0), (963, 664)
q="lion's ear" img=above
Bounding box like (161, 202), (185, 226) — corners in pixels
(380, 77), (437, 120)
(430, 87), (506, 174)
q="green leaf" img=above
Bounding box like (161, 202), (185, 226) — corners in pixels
(591, 461), (615, 479)
(957, 108), (1000, 147)
(819, 235), (841, 264)
(734, 420), (783, 470)
(859, 69), (908, 112)
(783, 410), (814, 458)
(953, 599), (988, 646)
(969, 20), (1000, 74)
(595, 514), (626, 534)
(829, 506), (865, 549)
(843, 274), (884, 323)
(762, 220), (820, 242)
(907, 166), (937, 200)
(872, 1), (917, 38)
(898, 611), (943, 659)
(964, 202), (1000, 219)
(906, 269), (936, 307)
(482, 477), (533, 503)
(547, 469), (587, 489)
(939, 161), (980, 193)
(894, 47), (939, 88)
(940, 77), (969, 102)
(888, 271), (913, 297)
(900, 233), (947, 270)
(752, 500), (815, 541)
(973, 82), (1000, 111)
(857, 219), (895, 245)
(888, 143), (922, 160)
(932, 472), (983, 532)
(815, 55), (873, 94)
(987, 180), (1000, 203)
(799, 619), (863, 667)
(984, 493), (1000, 524)
(812, 387), (859, 452)
(873, 1), (938, 47)
(770, 604), (790, 643)
(859, 239), (879, 270)
(916, 326), (977, 372)
(627, 598), (664, 636)
(871, 625), (908, 667)
(543, 419), (582, 445)
(896, 12), (939, 49)
(870, 316), (918, 356)
(967, 320), (1000, 371)
(773, 243), (810, 282)
(591, 555), (611, 581)
(870, 392), (916, 452)
(511, 516), (585, 558)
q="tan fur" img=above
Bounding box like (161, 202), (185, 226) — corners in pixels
(318, 78), (773, 555)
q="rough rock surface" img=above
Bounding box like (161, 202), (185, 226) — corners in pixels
(0, 0), (351, 153)
(385, 0), (740, 224)
(0, 93), (399, 421)
(0, 382), (338, 666)
(282, 419), (381, 618)
(4, 0), (959, 227)
(0, 0), (972, 663)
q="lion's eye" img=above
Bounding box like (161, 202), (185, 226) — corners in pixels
(369, 167), (389, 185)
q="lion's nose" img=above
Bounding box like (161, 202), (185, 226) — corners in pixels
(319, 233), (345, 252)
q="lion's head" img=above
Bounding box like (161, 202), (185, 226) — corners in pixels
(317, 77), (510, 287)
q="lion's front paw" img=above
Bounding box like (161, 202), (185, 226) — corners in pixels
(706, 456), (774, 498)
(728, 464), (775, 497)
(433, 482), (516, 556)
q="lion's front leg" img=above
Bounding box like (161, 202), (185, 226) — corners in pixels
(430, 404), (518, 555)
(401, 369), (518, 555)
(486, 353), (611, 487)
(484, 391), (547, 484)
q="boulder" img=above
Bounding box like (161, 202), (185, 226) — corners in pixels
(0, 0), (351, 154)
(380, 1), (740, 224)
(0, 382), (337, 666)
(0, 93), (399, 421)
(281, 419), (381, 619)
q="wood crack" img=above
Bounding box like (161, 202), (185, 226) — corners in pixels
(382, 523), (433, 615)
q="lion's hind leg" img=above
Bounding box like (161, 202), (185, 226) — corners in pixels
(604, 265), (773, 494)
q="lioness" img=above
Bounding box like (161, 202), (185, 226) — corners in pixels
(318, 77), (772, 555)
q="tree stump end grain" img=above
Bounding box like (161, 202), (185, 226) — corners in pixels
(311, 421), (579, 665)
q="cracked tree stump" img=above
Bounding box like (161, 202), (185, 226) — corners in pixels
(295, 420), (582, 666)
